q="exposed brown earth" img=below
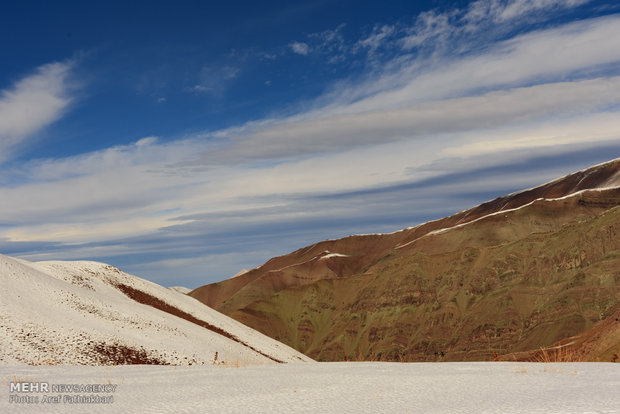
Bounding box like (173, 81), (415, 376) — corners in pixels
(190, 158), (620, 361)
(92, 342), (167, 365)
(115, 282), (284, 363)
(498, 306), (620, 362)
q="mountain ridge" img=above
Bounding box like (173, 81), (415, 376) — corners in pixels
(190, 158), (620, 312)
(190, 158), (620, 361)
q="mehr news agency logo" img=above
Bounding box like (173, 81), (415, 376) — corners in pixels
(8, 381), (117, 405)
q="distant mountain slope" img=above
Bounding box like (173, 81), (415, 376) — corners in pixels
(190, 158), (620, 361)
(190, 159), (620, 313)
(0, 256), (312, 365)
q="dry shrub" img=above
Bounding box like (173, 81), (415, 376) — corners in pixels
(531, 345), (584, 363)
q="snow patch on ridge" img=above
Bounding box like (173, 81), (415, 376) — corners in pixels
(394, 186), (620, 249)
(231, 269), (250, 279)
(319, 252), (350, 260)
(168, 286), (191, 294)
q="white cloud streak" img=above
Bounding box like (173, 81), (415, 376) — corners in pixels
(484, 0), (592, 23)
(189, 15), (620, 164)
(332, 14), (620, 116)
(195, 77), (620, 163)
(0, 62), (74, 163)
(401, 0), (593, 48)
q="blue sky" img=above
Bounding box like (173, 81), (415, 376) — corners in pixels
(1, 0), (620, 287)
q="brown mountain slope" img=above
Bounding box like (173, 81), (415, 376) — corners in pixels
(190, 159), (620, 361)
(190, 159), (620, 312)
(498, 305), (620, 362)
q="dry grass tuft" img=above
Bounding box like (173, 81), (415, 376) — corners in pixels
(531, 345), (584, 363)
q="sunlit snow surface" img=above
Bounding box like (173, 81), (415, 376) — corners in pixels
(1, 362), (619, 413)
(0, 254), (310, 365)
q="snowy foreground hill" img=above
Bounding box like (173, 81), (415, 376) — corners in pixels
(1, 362), (619, 413)
(0, 254), (311, 365)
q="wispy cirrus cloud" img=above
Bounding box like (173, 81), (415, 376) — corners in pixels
(287, 0), (594, 66)
(468, 0), (592, 24)
(289, 24), (347, 62)
(396, 0), (594, 51)
(0, 61), (75, 163)
(188, 64), (240, 95)
(355, 25), (396, 56)
(189, 15), (620, 165)
(326, 14), (620, 114)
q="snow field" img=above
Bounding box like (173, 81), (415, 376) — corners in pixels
(1, 362), (619, 413)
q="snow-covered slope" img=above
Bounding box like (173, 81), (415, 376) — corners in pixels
(0, 254), (312, 365)
(167, 286), (191, 294)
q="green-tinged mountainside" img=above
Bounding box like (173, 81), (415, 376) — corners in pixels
(190, 159), (620, 361)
